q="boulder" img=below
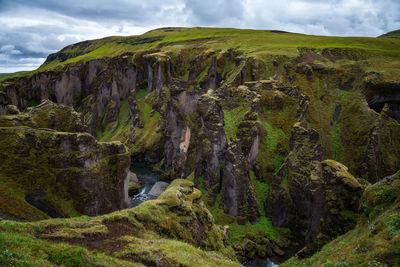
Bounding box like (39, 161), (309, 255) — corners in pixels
(148, 181), (170, 197)
(128, 171), (141, 195)
(6, 104), (19, 115)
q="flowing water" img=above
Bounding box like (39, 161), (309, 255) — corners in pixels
(243, 258), (278, 267)
(129, 166), (160, 208)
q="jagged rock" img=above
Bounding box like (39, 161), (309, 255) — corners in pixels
(222, 140), (260, 222)
(164, 100), (192, 178)
(128, 89), (143, 128)
(267, 121), (323, 228)
(6, 104), (19, 115)
(0, 103), (130, 220)
(128, 171), (141, 195)
(195, 89), (227, 200)
(101, 100), (120, 132)
(30, 99), (88, 132)
(267, 121), (363, 252)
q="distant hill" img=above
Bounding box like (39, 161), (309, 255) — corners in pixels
(379, 29), (400, 38)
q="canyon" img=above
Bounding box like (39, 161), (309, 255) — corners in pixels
(0, 27), (399, 266)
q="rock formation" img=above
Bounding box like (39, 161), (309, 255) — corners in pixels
(0, 100), (130, 220)
(1, 27), (400, 264)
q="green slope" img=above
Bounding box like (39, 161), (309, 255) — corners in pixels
(2, 27), (400, 82)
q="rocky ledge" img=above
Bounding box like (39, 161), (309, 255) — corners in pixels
(0, 100), (130, 220)
(0, 179), (239, 266)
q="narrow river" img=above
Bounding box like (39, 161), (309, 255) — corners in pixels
(243, 258), (278, 267)
(129, 166), (160, 208)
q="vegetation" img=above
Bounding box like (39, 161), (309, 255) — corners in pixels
(282, 171), (400, 266)
(0, 179), (239, 266)
(1, 26), (400, 265)
(379, 29), (400, 39)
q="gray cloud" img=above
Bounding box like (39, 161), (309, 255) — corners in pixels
(184, 0), (245, 26)
(0, 0), (399, 73)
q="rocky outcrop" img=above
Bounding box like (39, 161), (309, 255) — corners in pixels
(0, 179), (239, 266)
(282, 169), (400, 267)
(0, 102), (130, 220)
(195, 89), (228, 200)
(30, 99), (88, 132)
(266, 122), (363, 253)
(0, 56), (140, 135)
(266, 121), (323, 228)
(222, 140), (260, 222)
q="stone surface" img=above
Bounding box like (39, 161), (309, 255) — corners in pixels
(148, 181), (169, 197)
(0, 103), (130, 220)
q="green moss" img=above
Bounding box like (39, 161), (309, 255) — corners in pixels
(330, 126), (343, 160)
(283, 171), (400, 267)
(99, 99), (131, 142)
(136, 88), (148, 100)
(223, 106), (249, 142)
(0, 231), (137, 266)
(229, 217), (278, 244)
(389, 215), (400, 237)
(116, 235), (238, 267)
(250, 171), (269, 216)
(0, 179), (238, 266)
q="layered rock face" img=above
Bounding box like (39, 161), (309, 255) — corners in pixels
(266, 121), (363, 252)
(282, 169), (400, 266)
(0, 101), (130, 220)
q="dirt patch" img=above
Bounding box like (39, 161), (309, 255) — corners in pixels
(38, 220), (139, 254)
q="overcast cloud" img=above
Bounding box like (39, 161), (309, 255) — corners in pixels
(0, 0), (399, 73)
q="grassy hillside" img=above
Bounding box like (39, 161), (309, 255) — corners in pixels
(0, 179), (239, 266)
(379, 29), (400, 38)
(2, 27), (400, 82)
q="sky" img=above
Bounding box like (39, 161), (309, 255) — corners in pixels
(0, 0), (399, 73)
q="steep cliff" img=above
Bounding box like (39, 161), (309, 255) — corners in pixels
(0, 100), (130, 220)
(282, 170), (400, 266)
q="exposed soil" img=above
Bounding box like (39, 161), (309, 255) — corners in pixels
(38, 219), (139, 254)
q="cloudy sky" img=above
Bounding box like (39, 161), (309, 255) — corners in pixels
(0, 0), (399, 73)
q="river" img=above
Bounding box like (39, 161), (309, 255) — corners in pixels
(129, 166), (160, 208)
(243, 258), (278, 267)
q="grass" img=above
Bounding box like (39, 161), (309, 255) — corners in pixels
(261, 121), (282, 151)
(229, 217), (278, 244)
(0, 231), (136, 267)
(136, 88), (149, 100)
(98, 99), (131, 142)
(0, 71), (30, 83)
(0, 179), (239, 266)
(250, 171), (269, 216)
(3, 27), (399, 84)
(223, 106), (249, 141)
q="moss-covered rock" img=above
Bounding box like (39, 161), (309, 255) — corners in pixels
(0, 179), (239, 266)
(282, 170), (400, 266)
(0, 102), (130, 221)
(267, 121), (364, 254)
(1, 27), (400, 262)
